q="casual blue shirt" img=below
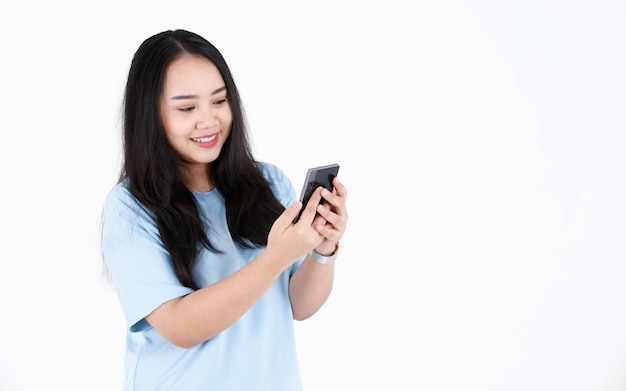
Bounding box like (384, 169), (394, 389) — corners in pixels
(101, 162), (304, 391)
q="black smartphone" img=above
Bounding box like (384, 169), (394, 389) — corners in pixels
(293, 163), (340, 223)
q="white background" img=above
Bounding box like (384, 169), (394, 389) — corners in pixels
(1, 0), (625, 390)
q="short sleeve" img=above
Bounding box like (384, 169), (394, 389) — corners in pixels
(258, 161), (297, 208)
(101, 183), (193, 332)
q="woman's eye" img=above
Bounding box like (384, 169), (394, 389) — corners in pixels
(179, 107), (195, 112)
(214, 98), (227, 105)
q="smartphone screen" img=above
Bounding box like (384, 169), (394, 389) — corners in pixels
(293, 163), (340, 223)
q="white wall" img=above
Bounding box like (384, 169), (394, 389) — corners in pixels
(1, 0), (625, 390)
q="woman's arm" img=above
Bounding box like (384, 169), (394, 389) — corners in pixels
(145, 187), (334, 348)
(289, 254), (335, 320)
(289, 177), (349, 320)
(145, 246), (291, 348)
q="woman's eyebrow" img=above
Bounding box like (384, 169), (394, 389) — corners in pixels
(211, 86), (227, 95)
(170, 85), (227, 100)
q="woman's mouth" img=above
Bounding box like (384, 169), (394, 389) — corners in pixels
(191, 134), (219, 148)
(191, 135), (217, 143)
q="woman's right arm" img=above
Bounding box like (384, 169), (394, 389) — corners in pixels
(145, 192), (326, 348)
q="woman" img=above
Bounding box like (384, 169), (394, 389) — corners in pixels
(101, 29), (349, 390)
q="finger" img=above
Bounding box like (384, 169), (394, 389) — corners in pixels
(279, 201), (303, 230)
(320, 179), (347, 210)
(316, 203), (347, 233)
(320, 188), (348, 219)
(312, 211), (329, 228)
(298, 187), (324, 224)
(315, 221), (343, 243)
(331, 177), (348, 198)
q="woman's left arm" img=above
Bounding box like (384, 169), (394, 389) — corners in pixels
(289, 177), (348, 320)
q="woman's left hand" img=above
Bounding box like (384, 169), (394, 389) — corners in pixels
(312, 177), (348, 255)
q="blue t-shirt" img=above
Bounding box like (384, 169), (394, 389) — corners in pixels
(101, 162), (304, 391)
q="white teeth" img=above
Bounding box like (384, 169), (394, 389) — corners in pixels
(192, 135), (216, 143)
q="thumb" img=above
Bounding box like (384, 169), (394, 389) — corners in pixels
(278, 201), (302, 229)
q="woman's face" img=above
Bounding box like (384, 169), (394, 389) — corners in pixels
(160, 54), (233, 180)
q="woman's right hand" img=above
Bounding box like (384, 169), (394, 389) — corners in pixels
(266, 187), (327, 268)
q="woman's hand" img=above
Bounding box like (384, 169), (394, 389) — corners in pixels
(312, 177), (349, 256)
(266, 177), (348, 266)
(266, 186), (328, 267)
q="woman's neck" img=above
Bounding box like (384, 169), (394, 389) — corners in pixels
(182, 164), (213, 192)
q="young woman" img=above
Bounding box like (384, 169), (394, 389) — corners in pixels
(101, 29), (349, 390)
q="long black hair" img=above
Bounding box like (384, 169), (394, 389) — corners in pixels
(120, 29), (285, 290)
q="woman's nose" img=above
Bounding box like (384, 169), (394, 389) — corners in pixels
(196, 108), (218, 129)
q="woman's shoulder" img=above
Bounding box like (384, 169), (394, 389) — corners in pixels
(256, 161), (288, 183)
(102, 179), (148, 216)
(101, 179), (159, 234)
(256, 161), (296, 205)
(104, 179), (132, 204)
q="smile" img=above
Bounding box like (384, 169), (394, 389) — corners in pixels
(191, 135), (217, 143)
